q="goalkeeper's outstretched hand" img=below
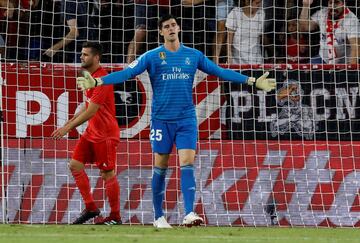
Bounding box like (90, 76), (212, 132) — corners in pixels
(76, 71), (103, 91)
(247, 71), (276, 92)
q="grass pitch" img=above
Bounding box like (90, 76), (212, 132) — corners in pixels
(0, 225), (359, 243)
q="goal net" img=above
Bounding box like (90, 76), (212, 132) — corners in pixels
(0, 0), (360, 227)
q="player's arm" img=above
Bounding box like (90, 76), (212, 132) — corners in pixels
(51, 102), (99, 140)
(182, 0), (204, 6)
(227, 30), (235, 64)
(299, 0), (318, 32)
(348, 37), (359, 64)
(76, 54), (148, 90)
(198, 54), (276, 92)
(44, 18), (78, 57)
(63, 103), (86, 127)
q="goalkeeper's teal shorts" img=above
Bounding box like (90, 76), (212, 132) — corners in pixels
(150, 117), (197, 154)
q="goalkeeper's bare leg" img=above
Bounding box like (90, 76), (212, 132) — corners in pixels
(69, 160), (100, 224)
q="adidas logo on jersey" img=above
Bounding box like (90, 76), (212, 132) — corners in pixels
(161, 60), (167, 65)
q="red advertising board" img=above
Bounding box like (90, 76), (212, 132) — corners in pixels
(2, 139), (360, 226)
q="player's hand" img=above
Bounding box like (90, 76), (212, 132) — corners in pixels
(302, 0), (313, 6)
(76, 71), (103, 91)
(247, 72), (276, 92)
(43, 47), (57, 58)
(51, 126), (70, 140)
(182, 0), (204, 6)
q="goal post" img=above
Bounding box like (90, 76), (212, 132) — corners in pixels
(0, 54), (5, 224)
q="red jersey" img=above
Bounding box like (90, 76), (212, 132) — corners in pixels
(287, 36), (307, 64)
(82, 67), (120, 143)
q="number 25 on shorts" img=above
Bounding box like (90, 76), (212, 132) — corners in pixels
(150, 129), (163, 141)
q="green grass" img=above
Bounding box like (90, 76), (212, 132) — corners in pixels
(0, 225), (360, 243)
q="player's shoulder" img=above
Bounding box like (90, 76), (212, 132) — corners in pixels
(231, 7), (242, 14)
(345, 9), (359, 22)
(92, 66), (108, 78)
(135, 46), (164, 65)
(313, 8), (327, 18)
(92, 82), (114, 94)
(180, 45), (204, 62)
(258, 8), (265, 18)
(145, 46), (165, 58)
(181, 44), (203, 57)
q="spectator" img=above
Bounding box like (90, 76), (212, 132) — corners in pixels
(0, 0), (15, 19)
(19, 0), (41, 60)
(300, 0), (360, 64)
(212, 0), (234, 63)
(126, 1), (170, 63)
(0, 0), (17, 60)
(286, 19), (309, 63)
(261, 0), (276, 63)
(92, 0), (129, 63)
(172, 0), (216, 56)
(0, 33), (4, 57)
(226, 0), (266, 64)
(43, 0), (96, 63)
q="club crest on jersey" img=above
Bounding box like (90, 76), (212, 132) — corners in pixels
(159, 52), (166, 60)
(185, 57), (191, 65)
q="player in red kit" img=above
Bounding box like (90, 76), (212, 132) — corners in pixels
(51, 42), (121, 225)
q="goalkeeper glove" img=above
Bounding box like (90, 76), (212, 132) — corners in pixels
(76, 71), (103, 91)
(247, 71), (276, 92)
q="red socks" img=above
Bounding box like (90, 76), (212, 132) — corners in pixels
(72, 170), (120, 218)
(71, 170), (97, 211)
(105, 176), (121, 219)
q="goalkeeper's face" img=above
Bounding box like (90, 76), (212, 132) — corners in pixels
(80, 47), (98, 69)
(159, 19), (180, 43)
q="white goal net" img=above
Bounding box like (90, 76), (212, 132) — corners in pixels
(0, 0), (360, 227)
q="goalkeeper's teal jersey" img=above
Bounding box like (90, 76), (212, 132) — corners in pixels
(102, 44), (249, 121)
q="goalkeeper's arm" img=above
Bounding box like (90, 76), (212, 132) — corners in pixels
(77, 67), (142, 90)
(198, 54), (276, 92)
(77, 55), (148, 90)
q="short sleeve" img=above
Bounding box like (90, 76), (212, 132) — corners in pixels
(89, 86), (110, 106)
(345, 13), (360, 39)
(226, 8), (237, 31)
(311, 9), (322, 24)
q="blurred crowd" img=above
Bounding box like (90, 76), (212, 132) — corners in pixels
(0, 0), (359, 64)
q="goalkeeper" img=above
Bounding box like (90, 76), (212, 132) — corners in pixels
(77, 14), (276, 228)
(52, 42), (121, 225)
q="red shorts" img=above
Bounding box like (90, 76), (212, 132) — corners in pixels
(72, 136), (118, 171)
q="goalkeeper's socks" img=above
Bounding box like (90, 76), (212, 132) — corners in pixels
(152, 167), (167, 220)
(71, 170), (97, 211)
(181, 164), (196, 215)
(105, 176), (121, 219)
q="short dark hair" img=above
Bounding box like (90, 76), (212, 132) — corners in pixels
(158, 14), (178, 29)
(82, 42), (103, 59)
